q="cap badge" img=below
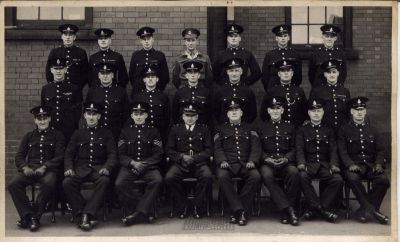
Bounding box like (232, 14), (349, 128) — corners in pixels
(67, 27), (71, 31)
(138, 104), (141, 109)
(39, 108), (43, 113)
(328, 61), (332, 67)
(189, 105), (193, 109)
(188, 30), (192, 35)
(231, 26), (235, 30)
(357, 99), (361, 104)
(313, 100), (317, 106)
(143, 30), (147, 35)
(329, 27), (333, 32)
(148, 68), (151, 72)
(57, 59), (60, 64)
(103, 65), (107, 70)
(283, 61), (287, 65)
(280, 26), (283, 32)
(273, 98), (277, 104)
(191, 63), (195, 68)
(232, 60), (236, 65)
(101, 30), (105, 35)
(90, 103), (94, 108)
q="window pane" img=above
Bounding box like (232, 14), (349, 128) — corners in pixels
(63, 7), (85, 20)
(309, 7), (325, 24)
(292, 25), (308, 44)
(309, 25), (323, 44)
(327, 7), (343, 24)
(291, 7), (308, 24)
(40, 7), (61, 20)
(17, 7), (38, 20)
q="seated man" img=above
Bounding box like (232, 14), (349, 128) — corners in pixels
(258, 96), (300, 226)
(165, 102), (213, 219)
(63, 102), (117, 231)
(338, 97), (389, 224)
(8, 106), (65, 232)
(115, 102), (164, 225)
(214, 98), (261, 226)
(296, 98), (343, 223)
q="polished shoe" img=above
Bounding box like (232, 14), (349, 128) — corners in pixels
(29, 217), (41, 232)
(286, 207), (299, 226)
(229, 214), (237, 224)
(122, 211), (149, 225)
(16, 216), (29, 229)
(79, 214), (92, 231)
(193, 206), (203, 219)
(303, 209), (316, 220)
(319, 209), (338, 223)
(372, 211), (389, 225)
(178, 206), (188, 219)
(280, 212), (289, 224)
(355, 208), (367, 223)
(237, 211), (248, 226)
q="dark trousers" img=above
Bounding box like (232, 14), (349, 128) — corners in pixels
(62, 171), (110, 217)
(260, 164), (300, 210)
(217, 167), (261, 213)
(114, 167), (162, 215)
(8, 171), (57, 219)
(165, 164), (213, 209)
(345, 168), (390, 212)
(299, 167), (344, 209)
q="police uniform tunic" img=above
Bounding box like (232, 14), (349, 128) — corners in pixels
(8, 128), (65, 219)
(213, 47), (262, 86)
(308, 47), (347, 87)
(129, 48), (170, 93)
(88, 49), (129, 88)
(115, 120), (163, 215)
(261, 47), (302, 91)
(46, 45), (89, 89)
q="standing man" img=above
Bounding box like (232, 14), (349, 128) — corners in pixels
(258, 96), (300, 226)
(212, 23), (261, 86)
(308, 24), (347, 88)
(8, 106), (65, 232)
(63, 102), (117, 231)
(46, 24), (89, 90)
(165, 102), (213, 219)
(88, 28), (129, 88)
(129, 26), (170, 93)
(338, 97), (389, 224)
(172, 28), (213, 88)
(115, 102), (164, 226)
(214, 98), (261, 226)
(296, 98), (343, 223)
(261, 24), (302, 91)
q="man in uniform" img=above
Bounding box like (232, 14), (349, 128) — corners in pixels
(63, 102), (117, 231)
(172, 61), (213, 127)
(212, 23), (261, 86)
(260, 59), (307, 127)
(172, 28), (213, 88)
(338, 97), (389, 224)
(46, 24), (89, 90)
(214, 98), (261, 226)
(308, 24), (347, 88)
(258, 96), (300, 226)
(115, 102), (164, 225)
(213, 58), (257, 124)
(261, 24), (302, 91)
(296, 98), (343, 223)
(165, 102), (213, 219)
(8, 106), (65, 232)
(88, 28), (129, 88)
(129, 26), (170, 93)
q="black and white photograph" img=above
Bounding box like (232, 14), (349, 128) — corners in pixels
(1, 1), (397, 241)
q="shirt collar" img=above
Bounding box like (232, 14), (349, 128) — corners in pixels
(185, 124), (195, 131)
(184, 50), (199, 60)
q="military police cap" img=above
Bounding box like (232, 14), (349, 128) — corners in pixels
(348, 97), (369, 110)
(141, 65), (159, 77)
(183, 61), (203, 72)
(226, 23), (244, 35)
(182, 28), (200, 39)
(320, 24), (341, 36)
(266, 96), (286, 108)
(58, 24), (79, 34)
(130, 101), (150, 113)
(49, 58), (67, 68)
(307, 98), (325, 110)
(272, 24), (291, 36)
(224, 97), (243, 112)
(224, 58), (244, 70)
(94, 28), (114, 38)
(84, 102), (104, 113)
(275, 59), (295, 70)
(136, 26), (155, 38)
(30, 105), (52, 117)
(182, 101), (199, 115)
(321, 59), (341, 72)
(95, 62), (116, 74)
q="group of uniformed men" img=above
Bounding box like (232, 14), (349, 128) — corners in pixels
(8, 21), (390, 232)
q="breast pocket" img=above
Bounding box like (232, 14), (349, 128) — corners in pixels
(44, 142), (55, 157)
(318, 135), (330, 153)
(28, 141), (40, 158)
(279, 134), (292, 150)
(93, 141), (106, 158)
(364, 135), (376, 154)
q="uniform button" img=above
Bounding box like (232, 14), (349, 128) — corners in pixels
(360, 129), (362, 131)
(317, 141), (320, 144)
(90, 149), (93, 152)
(275, 126), (278, 129)
(189, 137), (192, 141)
(276, 143), (279, 145)
(57, 119), (60, 122)
(316, 135), (319, 138)
(91, 132), (93, 135)
(40, 150), (43, 152)
(138, 141), (141, 144)
(361, 146), (364, 149)
(360, 140), (364, 143)
(91, 137), (94, 140)
(90, 143), (93, 146)
(335, 116), (338, 119)
(40, 144), (42, 147)
(138, 130), (141, 133)
(189, 144), (192, 147)
(238, 151), (241, 154)
(288, 109), (291, 111)
(56, 90), (59, 93)
(150, 110), (153, 113)
(317, 147), (319, 150)
(288, 114), (291, 117)
(236, 142), (239, 144)
(276, 149), (280, 152)
(275, 137), (278, 140)
(138, 135), (141, 138)
(316, 154), (319, 158)
(334, 111), (337, 113)
(138, 147), (141, 150)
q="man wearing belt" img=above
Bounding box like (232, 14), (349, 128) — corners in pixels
(258, 96), (300, 226)
(214, 98), (261, 226)
(261, 24), (302, 91)
(260, 59), (307, 127)
(63, 102), (117, 231)
(115, 102), (164, 225)
(46, 24), (89, 90)
(129, 26), (170, 93)
(172, 28), (213, 88)
(338, 97), (389, 224)
(8, 106), (65, 232)
(296, 98), (343, 223)
(88, 28), (129, 88)
(213, 23), (261, 86)
(165, 102), (213, 219)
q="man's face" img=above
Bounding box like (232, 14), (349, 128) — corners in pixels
(324, 68), (339, 85)
(98, 37), (112, 49)
(185, 71), (200, 85)
(61, 32), (76, 46)
(143, 75), (159, 89)
(276, 34), (290, 48)
(131, 111), (148, 125)
(182, 113), (198, 126)
(184, 38), (198, 51)
(51, 67), (67, 81)
(278, 68), (294, 83)
(227, 67), (243, 84)
(227, 108), (243, 122)
(322, 34), (337, 48)
(84, 111), (101, 127)
(99, 72), (114, 86)
(308, 108), (324, 123)
(227, 33), (241, 47)
(267, 106), (284, 121)
(34, 116), (51, 131)
(351, 108), (367, 123)
(140, 36), (154, 50)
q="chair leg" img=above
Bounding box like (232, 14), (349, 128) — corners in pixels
(206, 184), (211, 217)
(30, 185), (35, 206)
(153, 197), (158, 219)
(345, 184), (351, 219)
(51, 193), (56, 223)
(102, 198), (107, 222)
(169, 193), (174, 218)
(219, 186), (224, 217)
(257, 184), (262, 217)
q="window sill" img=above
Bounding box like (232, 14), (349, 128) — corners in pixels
(5, 27), (97, 41)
